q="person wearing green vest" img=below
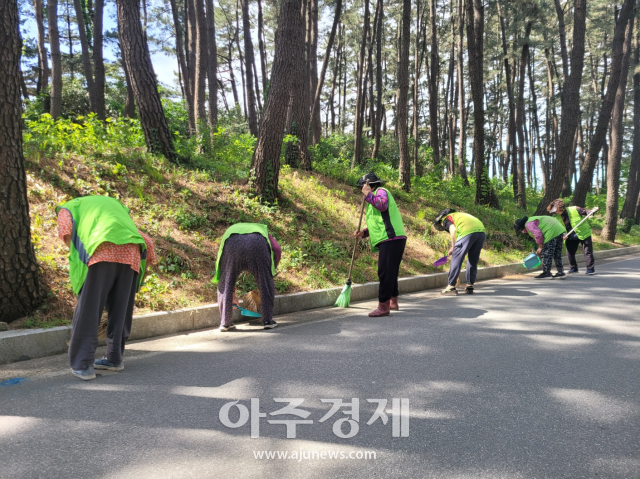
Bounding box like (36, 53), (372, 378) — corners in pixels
(353, 172), (407, 317)
(213, 223), (282, 331)
(433, 209), (486, 295)
(547, 199), (597, 274)
(56, 196), (156, 380)
(514, 215), (567, 279)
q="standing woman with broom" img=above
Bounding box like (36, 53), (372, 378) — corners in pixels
(353, 173), (407, 317)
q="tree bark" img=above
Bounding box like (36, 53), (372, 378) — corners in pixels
(206, 0), (218, 129)
(528, 48), (547, 192)
(397, 0), (411, 190)
(308, 0), (321, 144)
(93, 0), (106, 119)
(241, 0), (259, 136)
(116, 0), (176, 161)
(49, 0), (62, 118)
(186, 0), (197, 125)
(73, 0), (98, 115)
(169, 0), (194, 132)
(572, 0), (635, 207)
(310, 0), (341, 146)
(35, 0), (49, 97)
(371, 0), (384, 160)
(515, 18), (533, 209)
(0, 0), (45, 322)
(428, 0), (440, 165)
(602, 14), (634, 240)
(621, 30), (640, 220)
(351, 0), (369, 168)
(497, 1), (517, 199)
(457, 0), (467, 183)
(257, 0), (268, 93)
(252, 0), (304, 201)
(193, 0), (208, 139)
(533, 0), (586, 213)
(466, 0), (498, 207)
(412, 0), (424, 175)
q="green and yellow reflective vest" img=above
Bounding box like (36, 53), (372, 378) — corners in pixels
(213, 223), (276, 284)
(365, 187), (406, 251)
(567, 206), (592, 240)
(527, 215), (567, 244)
(449, 212), (486, 240)
(56, 196), (147, 295)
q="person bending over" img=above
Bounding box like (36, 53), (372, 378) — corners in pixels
(433, 209), (486, 295)
(57, 195), (156, 381)
(213, 223), (281, 331)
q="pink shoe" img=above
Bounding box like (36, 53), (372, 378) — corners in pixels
(390, 297), (399, 310)
(368, 301), (391, 317)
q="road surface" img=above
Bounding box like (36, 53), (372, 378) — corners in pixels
(1, 254), (639, 478)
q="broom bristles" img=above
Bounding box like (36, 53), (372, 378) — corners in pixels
(334, 282), (352, 308)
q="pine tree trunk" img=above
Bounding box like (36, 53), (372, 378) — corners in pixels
(621, 30), (640, 221)
(241, 0), (258, 136)
(397, 0), (411, 191)
(466, 0), (498, 207)
(308, 0), (322, 144)
(257, 0), (268, 93)
(428, 0), (440, 165)
(73, 0), (98, 114)
(93, 0), (106, 119)
(457, 0), (467, 183)
(534, 0), (586, 213)
(515, 19), (533, 209)
(186, 0), (197, 130)
(572, 0), (635, 207)
(194, 0), (208, 139)
(371, 0), (383, 159)
(252, 0), (304, 202)
(497, 1), (517, 199)
(310, 0), (341, 147)
(0, 0), (45, 322)
(35, 0), (49, 97)
(48, 0), (62, 118)
(602, 15), (634, 240)
(528, 49), (547, 192)
(116, 0), (176, 162)
(412, 0), (422, 175)
(206, 0), (218, 129)
(351, 0), (369, 168)
(169, 0), (194, 132)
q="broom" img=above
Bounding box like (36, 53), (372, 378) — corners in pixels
(335, 181), (369, 307)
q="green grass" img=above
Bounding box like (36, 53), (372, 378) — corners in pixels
(14, 114), (640, 328)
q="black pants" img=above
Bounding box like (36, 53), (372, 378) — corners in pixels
(565, 235), (595, 269)
(377, 238), (406, 303)
(69, 262), (138, 371)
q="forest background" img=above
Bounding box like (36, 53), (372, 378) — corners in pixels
(2, 0), (640, 326)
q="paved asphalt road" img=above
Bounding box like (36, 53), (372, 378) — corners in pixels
(1, 255), (639, 479)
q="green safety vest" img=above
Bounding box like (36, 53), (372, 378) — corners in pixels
(449, 212), (486, 240)
(567, 206), (592, 240)
(213, 223), (276, 284)
(527, 215), (567, 244)
(365, 187), (406, 251)
(56, 196), (147, 295)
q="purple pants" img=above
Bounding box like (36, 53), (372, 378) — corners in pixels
(217, 233), (275, 327)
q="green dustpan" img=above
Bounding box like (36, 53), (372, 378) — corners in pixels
(234, 305), (262, 318)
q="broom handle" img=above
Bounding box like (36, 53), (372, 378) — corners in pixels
(347, 181), (369, 282)
(564, 207), (598, 238)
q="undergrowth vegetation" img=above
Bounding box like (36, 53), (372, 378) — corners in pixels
(17, 113), (640, 328)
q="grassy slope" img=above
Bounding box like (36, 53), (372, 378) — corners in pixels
(18, 142), (640, 329)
